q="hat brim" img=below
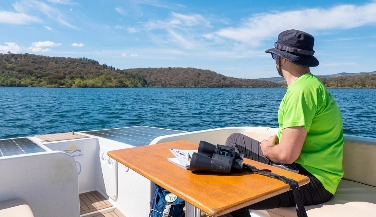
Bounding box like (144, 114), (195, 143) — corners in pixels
(265, 48), (319, 67)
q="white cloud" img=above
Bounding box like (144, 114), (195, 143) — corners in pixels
(215, 2), (376, 47)
(127, 27), (138, 33)
(145, 12), (210, 30)
(29, 41), (61, 52)
(0, 42), (22, 53)
(47, 0), (77, 5)
(0, 11), (40, 24)
(121, 53), (139, 57)
(11, 0), (77, 29)
(169, 12), (210, 27)
(115, 7), (126, 15)
(56, 16), (77, 29)
(72, 42), (84, 47)
(167, 29), (194, 49)
(44, 25), (54, 31)
(144, 12), (211, 49)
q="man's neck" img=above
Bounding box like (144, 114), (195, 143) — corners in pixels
(283, 66), (310, 86)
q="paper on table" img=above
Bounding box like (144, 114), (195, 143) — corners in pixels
(168, 148), (197, 169)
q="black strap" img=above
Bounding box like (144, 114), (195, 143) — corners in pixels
(243, 164), (308, 217)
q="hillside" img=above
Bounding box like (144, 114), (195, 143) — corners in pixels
(320, 72), (376, 88)
(0, 53), (280, 88)
(1, 53), (375, 88)
(123, 68), (279, 88)
(260, 71), (376, 88)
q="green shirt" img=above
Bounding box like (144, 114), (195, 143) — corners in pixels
(277, 73), (344, 194)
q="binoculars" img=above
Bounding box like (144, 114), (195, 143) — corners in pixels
(189, 141), (244, 174)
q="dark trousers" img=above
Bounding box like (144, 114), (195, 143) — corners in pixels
(224, 133), (333, 217)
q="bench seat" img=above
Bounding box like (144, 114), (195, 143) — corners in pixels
(262, 179), (376, 217)
(0, 198), (34, 217)
(256, 135), (376, 217)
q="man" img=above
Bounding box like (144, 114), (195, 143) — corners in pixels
(225, 29), (344, 217)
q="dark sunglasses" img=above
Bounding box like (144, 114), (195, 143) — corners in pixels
(271, 53), (277, 60)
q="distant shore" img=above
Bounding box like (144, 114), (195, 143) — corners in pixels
(1, 53), (375, 88)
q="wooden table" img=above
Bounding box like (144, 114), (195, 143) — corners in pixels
(108, 140), (309, 217)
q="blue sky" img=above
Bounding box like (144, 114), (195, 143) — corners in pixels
(0, 0), (375, 79)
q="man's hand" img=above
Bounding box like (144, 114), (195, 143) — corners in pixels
(260, 127), (307, 164)
(260, 135), (278, 152)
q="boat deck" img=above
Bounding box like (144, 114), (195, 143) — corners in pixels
(80, 191), (125, 217)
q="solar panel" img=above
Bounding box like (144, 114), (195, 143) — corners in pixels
(0, 138), (46, 157)
(83, 126), (185, 146)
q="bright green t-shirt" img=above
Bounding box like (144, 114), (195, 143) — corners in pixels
(277, 73), (344, 194)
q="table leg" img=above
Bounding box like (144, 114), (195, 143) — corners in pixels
(185, 202), (202, 217)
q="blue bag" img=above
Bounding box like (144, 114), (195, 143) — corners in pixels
(150, 184), (185, 217)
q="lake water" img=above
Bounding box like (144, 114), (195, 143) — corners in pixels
(0, 87), (375, 139)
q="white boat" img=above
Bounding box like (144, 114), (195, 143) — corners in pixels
(0, 126), (375, 217)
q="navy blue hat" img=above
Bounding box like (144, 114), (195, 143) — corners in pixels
(265, 29), (319, 67)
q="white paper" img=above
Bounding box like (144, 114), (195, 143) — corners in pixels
(168, 148), (197, 169)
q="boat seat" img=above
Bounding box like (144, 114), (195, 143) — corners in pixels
(258, 179), (376, 217)
(0, 198), (34, 217)
(250, 134), (376, 217)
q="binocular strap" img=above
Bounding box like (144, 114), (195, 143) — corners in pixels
(243, 164), (308, 217)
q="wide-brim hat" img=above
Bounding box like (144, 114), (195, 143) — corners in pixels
(265, 29), (319, 67)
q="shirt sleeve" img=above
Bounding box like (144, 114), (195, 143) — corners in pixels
(279, 88), (317, 131)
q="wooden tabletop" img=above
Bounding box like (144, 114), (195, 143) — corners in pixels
(108, 140), (309, 217)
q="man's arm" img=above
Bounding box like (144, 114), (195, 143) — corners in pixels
(260, 126), (307, 164)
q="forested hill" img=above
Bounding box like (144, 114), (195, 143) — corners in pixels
(123, 68), (279, 88)
(261, 72), (376, 88)
(0, 53), (280, 88)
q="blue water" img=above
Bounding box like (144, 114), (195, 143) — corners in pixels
(0, 87), (375, 139)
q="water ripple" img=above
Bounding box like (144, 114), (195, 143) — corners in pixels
(0, 87), (375, 139)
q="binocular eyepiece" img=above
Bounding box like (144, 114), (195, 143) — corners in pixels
(190, 141), (243, 174)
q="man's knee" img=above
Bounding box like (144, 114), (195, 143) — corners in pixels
(225, 133), (269, 164)
(225, 133), (248, 147)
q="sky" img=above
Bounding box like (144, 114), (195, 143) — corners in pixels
(0, 0), (375, 79)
